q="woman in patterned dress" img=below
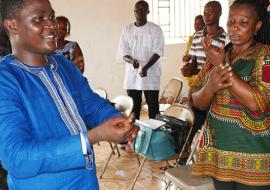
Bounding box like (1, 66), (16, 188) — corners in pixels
(190, 0), (270, 189)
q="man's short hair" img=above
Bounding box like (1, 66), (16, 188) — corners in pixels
(135, 0), (149, 11)
(0, 0), (25, 20)
(205, 1), (222, 13)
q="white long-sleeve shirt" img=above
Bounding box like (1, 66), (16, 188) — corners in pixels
(117, 22), (165, 90)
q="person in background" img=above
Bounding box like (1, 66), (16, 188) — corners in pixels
(55, 16), (85, 73)
(182, 15), (205, 88)
(117, 0), (165, 120)
(182, 1), (229, 144)
(191, 0), (270, 189)
(180, 15), (205, 105)
(0, 0), (139, 189)
(181, 1), (229, 78)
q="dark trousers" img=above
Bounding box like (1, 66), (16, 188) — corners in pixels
(213, 179), (270, 190)
(127, 90), (159, 119)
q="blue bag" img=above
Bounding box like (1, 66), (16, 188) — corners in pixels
(132, 122), (176, 161)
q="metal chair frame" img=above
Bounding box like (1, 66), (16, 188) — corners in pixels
(164, 124), (215, 190)
(159, 77), (183, 105)
(129, 103), (194, 190)
(99, 95), (134, 179)
(93, 88), (120, 155)
(143, 77), (183, 113)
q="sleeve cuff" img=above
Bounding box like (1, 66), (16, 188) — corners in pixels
(80, 132), (87, 155)
(80, 132), (94, 170)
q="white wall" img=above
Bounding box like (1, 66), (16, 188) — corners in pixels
(51, 0), (231, 100)
(51, 0), (185, 100)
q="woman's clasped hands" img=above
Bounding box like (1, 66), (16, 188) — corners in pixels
(202, 35), (233, 94)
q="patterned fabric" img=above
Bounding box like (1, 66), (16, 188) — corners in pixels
(55, 41), (77, 61)
(190, 43), (270, 186)
(188, 27), (229, 69)
(194, 147), (270, 186)
(11, 57), (88, 135)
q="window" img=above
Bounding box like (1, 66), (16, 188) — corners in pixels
(146, 0), (229, 44)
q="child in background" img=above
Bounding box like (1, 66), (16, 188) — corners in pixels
(182, 15), (205, 87)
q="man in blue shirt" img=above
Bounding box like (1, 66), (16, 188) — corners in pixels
(0, 0), (139, 189)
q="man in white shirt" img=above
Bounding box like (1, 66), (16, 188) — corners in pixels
(117, 0), (165, 119)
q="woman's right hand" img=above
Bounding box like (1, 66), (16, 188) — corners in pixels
(206, 64), (233, 94)
(202, 35), (225, 67)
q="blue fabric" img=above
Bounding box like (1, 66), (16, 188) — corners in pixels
(0, 54), (120, 190)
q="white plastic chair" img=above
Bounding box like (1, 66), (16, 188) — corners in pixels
(93, 88), (118, 149)
(111, 95), (133, 117)
(99, 95), (134, 179)
(93, 87), (108, 99)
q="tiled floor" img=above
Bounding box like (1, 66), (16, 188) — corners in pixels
(95, 142), (178, 190)
(95, 110), (179, 190)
